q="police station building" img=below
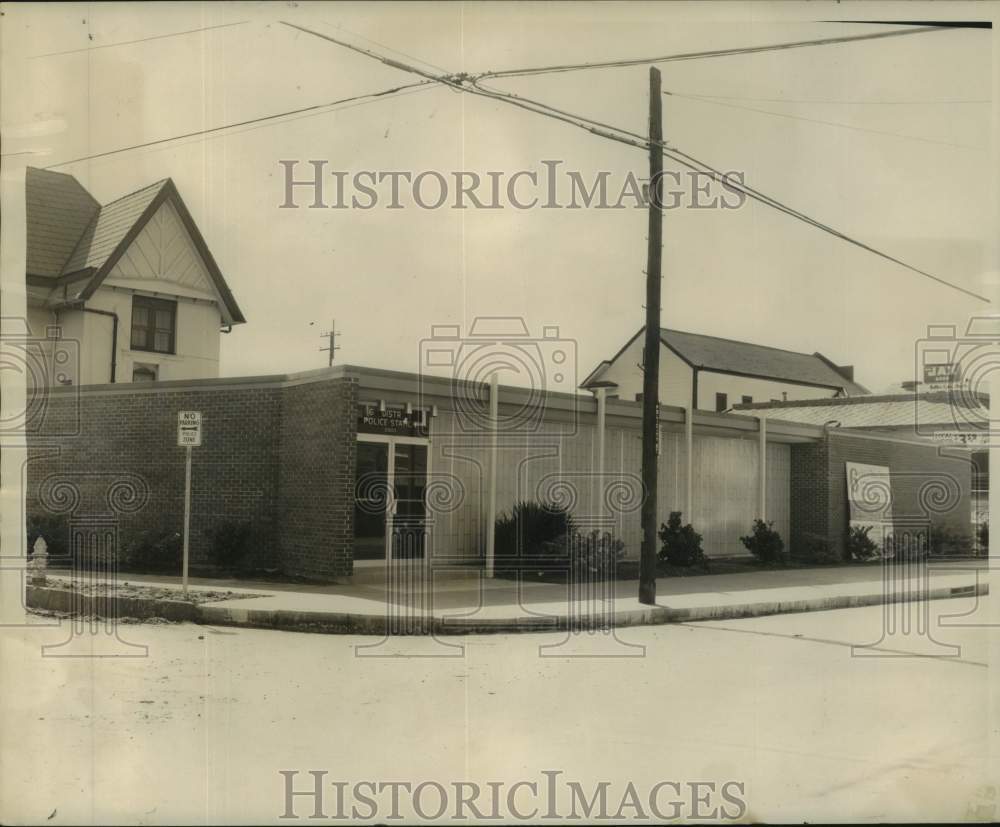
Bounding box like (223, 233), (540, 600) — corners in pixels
(24, 322), (980, 582)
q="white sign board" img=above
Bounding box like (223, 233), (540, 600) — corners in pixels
(177, 411), (202, 447)
(846, 462), (892, 548)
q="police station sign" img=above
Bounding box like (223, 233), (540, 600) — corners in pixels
(357, 402), (428, 437)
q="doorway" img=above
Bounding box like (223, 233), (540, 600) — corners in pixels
(353, 436), (429, 561)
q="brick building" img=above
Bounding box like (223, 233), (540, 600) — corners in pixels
(25, 364), (974, 582)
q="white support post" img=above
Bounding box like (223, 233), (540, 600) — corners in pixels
(485, 372), (499, 579)
(758, 415), (767, 520)
(182, 446), (192, 596)
(595, 387), (607, 478)
(685, 405), (694, 518)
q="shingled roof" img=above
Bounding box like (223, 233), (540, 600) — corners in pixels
(25, 168), (244, 324)
(583, 327), (869, 395)
(25, 168), (100, 278)
(660, 329), (869, 395)
(733, 391), (986, 431)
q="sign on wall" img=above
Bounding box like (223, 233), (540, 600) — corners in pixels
(177, 411), (202, 447)
(923, 362), (957, 387)
(845, 461), (892, 548)
(357, 402), (428, 438)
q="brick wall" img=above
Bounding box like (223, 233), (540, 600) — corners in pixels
(278, 377), (358, 579)
(27, 385), (283, 571)
(26, 374), (359, 579)
(790, 430), (972, 558)
(789, 439), (830, 552)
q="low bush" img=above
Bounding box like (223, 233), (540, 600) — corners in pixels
(846, 525), (879, 561)
(795, 531), (842, 565)
(494, 500), (573, 573)
(565, 529), (625, 578)
(26, 513), (70, 559)
(928, 522), (973, 557)
(740, 519), (785, 565)
(657, 511), (706, 568)
(883, 529), (928, 563)
(203, 520), (254, 570)
(122, 521), (183, 574)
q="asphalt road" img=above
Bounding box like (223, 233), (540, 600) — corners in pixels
(2, 598), (996, 824)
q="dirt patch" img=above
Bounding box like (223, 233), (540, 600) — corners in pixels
(38, 577), (265, 605)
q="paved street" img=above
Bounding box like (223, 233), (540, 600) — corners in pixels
(2, 599), (996, 824)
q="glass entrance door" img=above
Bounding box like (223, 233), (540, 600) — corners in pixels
(353, 438), (428, 561)
(391, 443), (427, 559)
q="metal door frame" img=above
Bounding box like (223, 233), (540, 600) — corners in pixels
(356, 433), (432, 564)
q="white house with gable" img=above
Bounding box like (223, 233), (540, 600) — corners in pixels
(583, 326), (869, 411)
(24, 167), (244, 386)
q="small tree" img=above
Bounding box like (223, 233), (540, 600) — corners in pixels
(658, 511), (706, 568)
(846, 525), (879, 561)
(740, 519), (785, 565)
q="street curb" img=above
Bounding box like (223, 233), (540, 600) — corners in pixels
(26, 578), (989, 636)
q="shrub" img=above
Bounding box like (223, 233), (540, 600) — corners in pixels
(884, 529), (928, 563)
(122, 521), (183, 574)
(657, 511), (706, 568)
(846, 525), (879, 561)
(795, 531), (842, 565)
(204, 520), (253, 570)
(26, 513), (70, 560)
(494, 500), (573, 572)
(740, 519), (785, 565)
(978, 521), (989, 556)
(928, 522), (973, 557)
(565, 529), (625, 579)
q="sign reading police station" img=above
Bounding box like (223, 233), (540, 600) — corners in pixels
(357, 403), (427, 437)
(178, 411), (202, 447)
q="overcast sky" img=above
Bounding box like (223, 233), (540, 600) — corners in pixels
(2, 2), (997, 394)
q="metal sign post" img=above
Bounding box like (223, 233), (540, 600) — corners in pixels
(177, 411), (202, 596)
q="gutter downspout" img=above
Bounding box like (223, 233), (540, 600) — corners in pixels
(79, 307), (119, 383)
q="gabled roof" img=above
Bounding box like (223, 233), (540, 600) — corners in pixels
(62, 179), (168, 274)
(25, 168), (245, 324)
(25, 168), (100, 278)
(582, 326), (869, 395)
(660, 328), (868, 394)
(733, 391), (986, 430)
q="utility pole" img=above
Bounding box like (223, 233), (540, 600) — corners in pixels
(639, 66), (663, 606)
(319, 318), (341, 366)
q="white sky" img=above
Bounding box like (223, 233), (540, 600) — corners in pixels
(2, 1), (998, 393)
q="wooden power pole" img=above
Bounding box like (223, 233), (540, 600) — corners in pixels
(639, 67), (663, 606)
(319, 319), (341, 366)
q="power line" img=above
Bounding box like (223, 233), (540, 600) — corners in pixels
(473, 25), (951, 80)
(311, 19), (453, 76)
(285, 21), (987, 303)
(473, 82), (989, 301)
(664, 90), (983, 150)
(29, 20), (249, 59)
(42, 81), (434, 169)
(660, 92), (991, 105)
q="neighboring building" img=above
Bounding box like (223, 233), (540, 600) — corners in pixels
(25, 167), (244, 386)
(734, 391), (988, 552)
(582, 327), (868, 411)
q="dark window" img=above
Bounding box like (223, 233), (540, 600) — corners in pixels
(715, 392), (728, 412)
(741, 395), (753, 405)
(131, 296), (176, 354)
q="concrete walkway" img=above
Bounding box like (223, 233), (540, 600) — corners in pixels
(31, 560), (993, 635)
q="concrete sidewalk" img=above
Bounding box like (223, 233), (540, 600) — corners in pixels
(29, 560), (993, 635)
